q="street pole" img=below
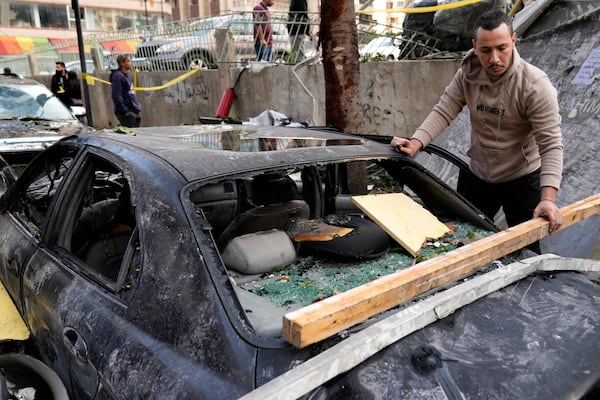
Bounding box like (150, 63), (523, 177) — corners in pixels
(71, 0), (93, 127)
(144, 0), (149, 25)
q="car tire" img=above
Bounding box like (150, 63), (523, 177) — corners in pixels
(0, 353), (69, 400)
(185, 52), (213, 70)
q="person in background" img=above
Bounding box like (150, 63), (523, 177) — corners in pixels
(390, 10), (563, 253)
(51, 61), (69, 106)
(110, 54), (141, 128)
(253, 0), (274, 61)
(65, 70), (83, 107)
(287, 0), (311, 63)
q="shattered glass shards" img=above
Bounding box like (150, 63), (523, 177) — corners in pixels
(240, 222), (495, 307)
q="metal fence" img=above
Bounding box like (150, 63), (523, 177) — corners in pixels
(1, 11), (447, 76)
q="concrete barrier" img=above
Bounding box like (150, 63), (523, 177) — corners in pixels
(36, 60), (461, 134)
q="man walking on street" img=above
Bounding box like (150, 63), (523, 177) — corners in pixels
(253, 0), (274, 61)
(110, 54), (141, 128)
(390, 10), (563, 252)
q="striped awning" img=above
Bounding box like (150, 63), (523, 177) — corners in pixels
(15, 36), (50, 53)
(101, 39), (140, 54)
(0, 36), (22, 55)
(49, 38), (92, 53)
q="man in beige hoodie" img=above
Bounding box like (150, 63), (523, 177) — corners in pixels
(391, 10), (563, 249)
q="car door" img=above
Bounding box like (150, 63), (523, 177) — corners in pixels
(0, 144), (79, 314)
(19, 148), (141, 399)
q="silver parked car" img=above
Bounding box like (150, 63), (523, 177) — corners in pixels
(133, 13), (291, 71)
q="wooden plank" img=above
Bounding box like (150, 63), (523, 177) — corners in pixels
(282, 193), (600, 348)
(351, 193), (451, 256)
(0, 281), (29, 341)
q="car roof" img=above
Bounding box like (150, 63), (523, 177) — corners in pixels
(0, 73), (45, 87)
(76, 125), (397, 182)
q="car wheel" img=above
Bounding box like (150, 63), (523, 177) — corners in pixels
(185, 53), (212, 70)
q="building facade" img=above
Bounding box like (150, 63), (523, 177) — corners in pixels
(0, 0), (173, 40)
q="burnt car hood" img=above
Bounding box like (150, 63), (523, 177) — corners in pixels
(255, 256), (600, 399)
(0, 118), (84, 138)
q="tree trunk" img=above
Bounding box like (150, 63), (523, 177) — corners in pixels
(320, 0), (362, 134)
(320, 0), (367, 194)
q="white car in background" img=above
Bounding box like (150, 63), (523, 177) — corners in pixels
(359, 36), (401, 60)
(0, 73), (89, 177)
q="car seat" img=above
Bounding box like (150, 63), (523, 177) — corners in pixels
(216, 173), (310, 249)
(73, 188), (135, 279)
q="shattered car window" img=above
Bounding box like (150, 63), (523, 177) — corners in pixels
(187, 158), (497, 337)
(13, 147), (77, 232)
(0, 84), (75, 121)
(53, 154), (140, 291)
(171, 128), (367, 152)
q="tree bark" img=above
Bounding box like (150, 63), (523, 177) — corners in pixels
(320, 0), (362, 134)
(320, 0), (367, 194)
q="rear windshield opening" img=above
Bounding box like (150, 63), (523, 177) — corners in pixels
(189, 158), (496, 337)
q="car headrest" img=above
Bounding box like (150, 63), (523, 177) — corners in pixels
(251, 173), (299, 205)
(221, 229), (296, 274)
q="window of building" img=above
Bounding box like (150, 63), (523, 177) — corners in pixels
(9, 3), (34, 28)
(39, 4), (68, 29)
(68, 6), (85, 22)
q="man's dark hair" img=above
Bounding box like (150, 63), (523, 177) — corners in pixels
(473, 10), (513, 38)
(55, 61), (66, 67)
(116, 54), (130, 65)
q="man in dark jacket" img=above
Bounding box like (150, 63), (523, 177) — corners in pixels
(287, 0), (311, 63)
(51, 61), (69, 106)
(110, 54), (141, 128)
(65, 70), (83, 107)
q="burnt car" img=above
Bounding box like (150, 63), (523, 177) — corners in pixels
(0, 126), (599, 399)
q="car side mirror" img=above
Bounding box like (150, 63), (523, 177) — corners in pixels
(36, 94), (49, 106)
(70, 106), (86, 118)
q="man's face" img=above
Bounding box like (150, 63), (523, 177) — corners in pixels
(472, 23), (516, 78)
(121, 57), (132, 71)
(55, 64), (65, 74)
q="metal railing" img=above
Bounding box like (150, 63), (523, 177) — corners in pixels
(1, 11), (451, 76)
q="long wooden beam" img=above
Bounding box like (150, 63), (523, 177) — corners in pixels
(282, 193), (600, 348)
(242, 256), (600, 400)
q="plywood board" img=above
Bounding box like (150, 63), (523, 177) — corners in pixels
(351, 193), (451, 256)
(0, 281), (29, 341)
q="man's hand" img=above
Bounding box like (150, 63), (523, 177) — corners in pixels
(533, 187), (562, 234)
(390, 136), (423, 157)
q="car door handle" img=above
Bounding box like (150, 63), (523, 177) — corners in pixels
(6, 257), (19, 274)
(63, 327), (89, 360)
